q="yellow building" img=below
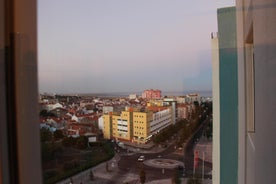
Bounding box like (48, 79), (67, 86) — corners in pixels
(103, 112), (112, 139)
(133, 111), (153, 144)
(147, 99), (163, 107)
(103, 106), (172, 144)
(111, 110), (133, 141)
(103, 109), (134, 141)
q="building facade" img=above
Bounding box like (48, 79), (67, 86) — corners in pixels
(211, 7), (238, 184)
(103, 106), (172, 144)
(212, 6), (239, 184)
(213, 2), (276, 184)
(142, 89), (162, 99)
(177, 104), (189, 120)
(219, 7), (238, 184)
(236, 1), (276, 184)
(211, 31), (220, 184)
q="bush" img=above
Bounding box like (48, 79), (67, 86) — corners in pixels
(44, 141), (114, 184)
(75, 136), (88, 149)
(62, 136), (76, 147)
(187, 177), (201, 184)
(41, 128), (52, 142)
(63, 161), (80, 171)
(43, 169), (59, 181)
(54, 130), (64, 140)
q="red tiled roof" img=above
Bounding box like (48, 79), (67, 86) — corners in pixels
(147, 106), (168, 112)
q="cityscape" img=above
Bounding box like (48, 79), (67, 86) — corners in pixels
(2, 0), (276, 184)
(39, 89), (212, 184)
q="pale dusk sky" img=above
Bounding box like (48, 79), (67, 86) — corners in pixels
(38, 0), (235, 94)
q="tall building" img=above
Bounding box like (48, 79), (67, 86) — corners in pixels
(236, 1), (276, 184)
(163, 98), (177, 124)
(213, 2), (276, 184)
(211, 31), (220, 184)
(103, 112), (113, 140)
(132, 110), (153, 144)
(217, 7), (239, 184)
(212, 6), (239, 184)
(142, 89), (162, 99)
(212, 6), (238, 184)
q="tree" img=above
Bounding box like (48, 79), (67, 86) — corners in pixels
(54, 130), (64, 140)
(39, 109), (56, 117)
(187, 178), (201, 184)
(40, 127), (52, 142)
(105, 162), (109, 172)
(62, 136), (76, 147)
(75, 136), (88, 149)
(90, 170), (94, 181)
(171, 168), (181, 184)
(139, 167), (146, 184)
(41, 141), (62, 162)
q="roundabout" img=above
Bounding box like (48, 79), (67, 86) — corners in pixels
(144, 159), (184, 169)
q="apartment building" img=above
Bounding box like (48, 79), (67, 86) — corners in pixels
(177, 104), (189, 120)
(112, 110), (133, 142)
(213, 2), (276, 184)
(133, 111), (153, 144)
(103, 106), (172, 144)
(103, 112), (113, 139)
(214, 6), (239, 184)
(148, 106), (172, 135)
(185, 93), (201, 104)
(236, 1), (276, 184)
(142, 89), (162, 99)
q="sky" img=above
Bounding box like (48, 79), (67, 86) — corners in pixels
(38, 0), (235, 94)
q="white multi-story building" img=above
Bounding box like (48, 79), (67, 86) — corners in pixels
(185, 93), (201, 104)
(177, 104), (189, 120)
(149, 107), (172, 135)
(176, 96), (186, 104)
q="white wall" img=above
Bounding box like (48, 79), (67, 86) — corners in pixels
(211, 35), (220, 184)
(237, 1), (276, 184)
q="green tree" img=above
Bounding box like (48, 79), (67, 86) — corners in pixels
(54, 130), (64, 140)
(139, 167), (146, 184)
(69, 177), (73, 184)
(187, 178), (201, 184)
(75, 136), (88, 149)
(39, 109), (56, 117)
(41, 141), (62, 162)
(62, 136), (76, 147)
(90, 170), (94, 181)
(171, 168), (181, 184)
(105, 162), (109, 172)
(40, 127), (52, 142)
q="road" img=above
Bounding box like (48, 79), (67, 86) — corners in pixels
(116, 148), (179, 183)
(183, 112), (213, 178)
(115, 111), (213, 183)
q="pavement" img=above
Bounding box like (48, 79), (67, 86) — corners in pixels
(193, 136), (212, 163)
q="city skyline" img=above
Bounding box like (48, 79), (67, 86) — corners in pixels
(38, 0), (235, 94)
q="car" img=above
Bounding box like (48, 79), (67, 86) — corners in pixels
(138, 155), (145, 162)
